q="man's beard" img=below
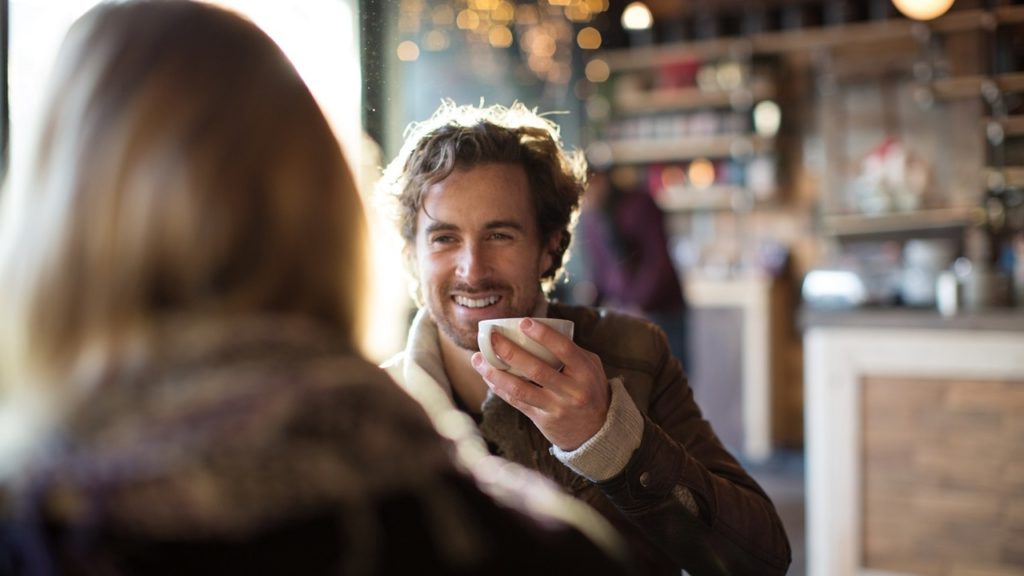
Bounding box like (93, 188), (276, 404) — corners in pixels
(435, 314), (480, 351)
(427, 280), (537, 352)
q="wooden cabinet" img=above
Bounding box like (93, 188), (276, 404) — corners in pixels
(802, 310), (1024, 575)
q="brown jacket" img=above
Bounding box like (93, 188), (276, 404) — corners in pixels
(388, 303), (791, 575)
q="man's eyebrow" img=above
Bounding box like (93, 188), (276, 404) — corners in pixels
(423, 221), (458, 235)
(423, 220), (525, 235)
(484, 220), (525, 231)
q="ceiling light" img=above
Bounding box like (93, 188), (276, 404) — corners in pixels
(621, 2), (653, 31)
(891, 0), (954, 21)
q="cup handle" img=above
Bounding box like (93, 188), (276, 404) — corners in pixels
(478, 326), (510, 371)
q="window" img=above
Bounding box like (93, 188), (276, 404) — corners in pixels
(7, 0), (362, 192)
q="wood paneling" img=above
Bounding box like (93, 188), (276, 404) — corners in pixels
(862, 377), (1024, 576)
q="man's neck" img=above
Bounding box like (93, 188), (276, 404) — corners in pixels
(439, 335), (488, 415)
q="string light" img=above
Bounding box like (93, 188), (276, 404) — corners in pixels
(584, 58), (610, 82)
(396, 0), (609, 85)
(576, 26), (602, 50)
(397, 40), (420, 61)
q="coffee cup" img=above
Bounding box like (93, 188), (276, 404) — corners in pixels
(477, 317), (574, 378)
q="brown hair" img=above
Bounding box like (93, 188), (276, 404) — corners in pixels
(0, 1), (368, 406)
(376, 100), (588, 296)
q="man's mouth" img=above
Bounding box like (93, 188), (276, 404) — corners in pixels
(453, 294), (501, 309)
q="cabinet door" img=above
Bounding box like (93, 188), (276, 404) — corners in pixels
(685, 274), (776, 462)
(689, 306), (745, 455)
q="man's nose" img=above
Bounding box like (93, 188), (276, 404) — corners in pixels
(455, 242), (489, 281)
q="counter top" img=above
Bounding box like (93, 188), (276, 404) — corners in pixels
(799, 306), (1024, 332)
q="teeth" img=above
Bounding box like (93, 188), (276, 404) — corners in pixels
(454, 295), (499, 308)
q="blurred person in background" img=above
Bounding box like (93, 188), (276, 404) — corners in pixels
(577, 167), (689, 369)
(377, 100), (790, 576)
(0, 2), (631, 574)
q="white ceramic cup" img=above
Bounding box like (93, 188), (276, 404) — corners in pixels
(477, 317), (575, 378)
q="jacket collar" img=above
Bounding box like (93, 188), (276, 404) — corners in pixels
(402, 308), (453, 397)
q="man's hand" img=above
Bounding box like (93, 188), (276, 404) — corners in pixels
(471, 318), (610, 451)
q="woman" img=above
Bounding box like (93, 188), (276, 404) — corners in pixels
(0, 2), (627, 574)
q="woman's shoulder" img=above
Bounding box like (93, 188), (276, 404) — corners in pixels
(23, 319), (454, 537)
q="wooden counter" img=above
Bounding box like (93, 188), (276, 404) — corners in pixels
(801, 307), (1024, 332)
(802, 308), (1024, 575)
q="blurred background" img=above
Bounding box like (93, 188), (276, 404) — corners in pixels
(3, 1), (1023, 574)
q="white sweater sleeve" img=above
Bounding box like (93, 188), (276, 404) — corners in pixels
(549, 376), (644, 482)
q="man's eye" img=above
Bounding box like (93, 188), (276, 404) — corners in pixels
(430, 235), (456, 244)
(488, 232), (513, 241)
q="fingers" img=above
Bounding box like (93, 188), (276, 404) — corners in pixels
(472, 327), (613, 450)
(515, 319), (605, 383)
(518, 318), (576, 364)
(472, 348), (611, 451)
(485, 319), (576, 382)
(471, 352), (546, 413)
(476, 328), (597, 409)
(483, 325), (566, 385)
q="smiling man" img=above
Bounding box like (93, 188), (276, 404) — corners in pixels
(378, 100), (791, 576)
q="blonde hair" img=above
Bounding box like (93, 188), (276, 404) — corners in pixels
(376, 100), (588, 298)
(0, 1), (368, 415)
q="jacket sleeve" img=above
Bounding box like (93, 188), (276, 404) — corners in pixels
(596, 333), (792, 575)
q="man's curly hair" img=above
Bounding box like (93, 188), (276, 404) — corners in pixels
(376, 100), (588, 298)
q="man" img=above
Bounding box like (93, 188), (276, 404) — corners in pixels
(378, 100), (791, 575)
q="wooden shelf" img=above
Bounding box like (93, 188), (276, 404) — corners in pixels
(996, 4), (1024, 25)
(984, 166), (1024, 188)
(600, 135), (773, 164)
(822, 207), (982, 237)
(982, 115), (1024, 137)
(932, 72), (1024, 100)
(654, 185), (743, 212)
(598, 7), (1024, 72)
(615, 80), (775, 114)
(995, 72), (1024, 93)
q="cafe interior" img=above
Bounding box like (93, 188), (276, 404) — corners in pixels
(5, 0), (1024, 574)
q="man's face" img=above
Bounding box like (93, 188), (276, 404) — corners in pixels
(414, 162), (553, 350)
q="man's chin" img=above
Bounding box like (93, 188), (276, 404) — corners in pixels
(436, 320), (481, 352)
